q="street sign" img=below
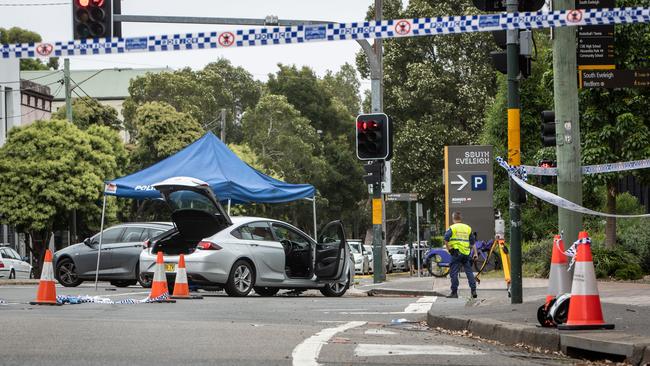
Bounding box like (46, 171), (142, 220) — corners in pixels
(576, 0), (615, 69)
(444, 145), (494, 241)
(580, 69), (650, 88)
(384, 193), (418, 202)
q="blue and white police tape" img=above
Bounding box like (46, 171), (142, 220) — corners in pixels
(557, 235), (590, 270)
(496, 156), (528, 181)
(523, 157), (650, 176)
(498, 156), (650, 218)
(1, 7), (648, 59)
(55, 292), (171, 305)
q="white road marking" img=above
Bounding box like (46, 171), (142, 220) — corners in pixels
(354, 344), (484, 357)
(339, 311), (405, 315)
(403, 296), (437, 313)
(364, 329), (397, 335)
(292, 321), (366, 366)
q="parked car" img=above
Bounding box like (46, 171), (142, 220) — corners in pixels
(53, 222), (173, 287)
(348, 240), (369, 275)
(139, 176), (352, 297)
(363, 244), (393, 273)
(0, 245), (32, 279)
(387, 245), (408, 272)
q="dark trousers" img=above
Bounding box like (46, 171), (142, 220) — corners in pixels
(450, 252), (476, 293)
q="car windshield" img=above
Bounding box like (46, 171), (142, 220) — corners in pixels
(167, 190), (219, 214)
(349, 244), (361, 254)
(388, 247), (406, 255)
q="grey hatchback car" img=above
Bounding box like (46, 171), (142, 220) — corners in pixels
(53, 222), (173, 287)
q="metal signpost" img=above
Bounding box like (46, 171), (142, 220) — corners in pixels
(444, 146), (495, 242)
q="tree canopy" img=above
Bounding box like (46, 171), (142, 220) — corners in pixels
(53, 97), (122, 130)
(0, 27), (58, 71)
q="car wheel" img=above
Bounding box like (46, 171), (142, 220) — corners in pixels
(110, 280), (137, 287)
(319, 273), (350, 297)
(254, 286), (279, 297)
(135, 263), (152, 288)
(9, 269), (15, 279)
(56, 258), (83, 287)
(225, 260), (255, 297)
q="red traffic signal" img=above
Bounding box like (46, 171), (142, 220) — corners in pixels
(356, 113), (392, 161)
(73, 0), (112, 39)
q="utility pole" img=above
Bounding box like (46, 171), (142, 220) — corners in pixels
(220, 108), (227, 142)
(64, 58), (77, 243)
(506, 0), (523, 304)
(553, 0), (582, 247)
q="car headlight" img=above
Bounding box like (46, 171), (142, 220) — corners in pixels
(355, 258), (362, 264)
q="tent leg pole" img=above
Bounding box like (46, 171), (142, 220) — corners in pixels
(228, 199), (231, 215)
(94, 195), (107, 292)
(313, 197), (317, 240)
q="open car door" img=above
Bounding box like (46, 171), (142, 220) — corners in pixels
(314, 220), (348, 281)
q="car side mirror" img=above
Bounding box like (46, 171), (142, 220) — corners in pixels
(21, 256), (29, 262)
(83, 238), (92, 246)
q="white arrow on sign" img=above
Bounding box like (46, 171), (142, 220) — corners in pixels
(451, 175), (468, 191)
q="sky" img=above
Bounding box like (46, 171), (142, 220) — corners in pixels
(0, 0), (383, 88)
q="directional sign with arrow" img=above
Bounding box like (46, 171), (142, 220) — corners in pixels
(450, 174), (468, 191)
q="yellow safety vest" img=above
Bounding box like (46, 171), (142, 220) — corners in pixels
(449, 223), (472, 255)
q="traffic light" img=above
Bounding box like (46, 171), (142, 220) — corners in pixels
(472, 0), (544, 12)
(489, 30), (532, 78)
(540, 110), (556, 147)
(73, 0), (112, 40)
(356, 113), (392, 161)
(362, 161), (382, 186)
(538, 159), (556, 185)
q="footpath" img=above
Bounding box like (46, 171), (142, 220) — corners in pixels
(356, 274), (650, 365)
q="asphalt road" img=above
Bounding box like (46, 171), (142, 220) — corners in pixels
(0, 282), (572, 365)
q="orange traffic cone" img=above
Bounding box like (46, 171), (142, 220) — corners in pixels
(545, 235), (571, 304)
(148, 251), (176, 303)
(558, 231), (614, 330)
(170, 254), (202, 299)
(30, 249), (61, 306)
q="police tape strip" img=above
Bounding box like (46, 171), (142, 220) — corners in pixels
(56, 292), (171, 305)
(1, 7), (648, 59)
(498, 157), (650, 218)
(523, 158), (650, 176)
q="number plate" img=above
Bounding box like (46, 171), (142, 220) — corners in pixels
(164, 263), (175, 273)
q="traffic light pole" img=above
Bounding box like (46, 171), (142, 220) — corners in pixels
(553, 0), (582, 247)
(370, 0), (385, 283)
(64, 58), (77, 243)
(506, 0), (523, 304)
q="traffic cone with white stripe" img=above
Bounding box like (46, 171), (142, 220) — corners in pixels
(170, 254), (202, 299)
(148, 251), (176, 303)
(30, 249), (61, 306)
(546, 235), (571, 304)
(558, 231), (614, 330)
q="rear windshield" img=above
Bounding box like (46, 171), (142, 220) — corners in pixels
(168, 190), (219, 215)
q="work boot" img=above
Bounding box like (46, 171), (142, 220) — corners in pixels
(471, 289), (477, 298)
(446, 292), (458, 298)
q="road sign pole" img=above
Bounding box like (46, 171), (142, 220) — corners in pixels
(554, 0), (583, 249)
(506, 0), (523, 304)
(416, 202), (421, 277)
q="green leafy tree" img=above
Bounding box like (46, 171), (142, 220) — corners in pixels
(130, 101), (204, 170)
(581, 0), (650, 248)
(53, 97), (121, 130)
(322, 63), (362, 117)
(0, 120), (123, 275)
(0, 27), (58, 71)
(358, 0), (498, 235)
(123, 59), (261, 142)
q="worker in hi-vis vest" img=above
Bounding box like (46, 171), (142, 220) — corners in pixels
(444, 211), (478, 298)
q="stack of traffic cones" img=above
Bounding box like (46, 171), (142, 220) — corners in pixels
(170, 254), (202, 300)
(148, 251), (176, 303)
(558, 231), (614, 330)
(546, 235), (571, 304)
(30, 249), (61, 306)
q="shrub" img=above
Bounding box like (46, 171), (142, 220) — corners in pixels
(431, 236), (444, 248)
(591, 245), (644, 280)
(522, 239), (552, 277)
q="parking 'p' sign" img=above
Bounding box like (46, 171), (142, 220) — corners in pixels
(472, 175), (487, 191)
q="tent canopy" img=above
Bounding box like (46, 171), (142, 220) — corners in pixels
(105, 132), (315, 203)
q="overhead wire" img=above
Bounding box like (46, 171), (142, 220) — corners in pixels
(0, 70), (63, 85)
(1, 81), (63, 120)
(0, 2), (70, 6)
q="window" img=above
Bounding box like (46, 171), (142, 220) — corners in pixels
(22, 94), (28, 105)
(271, 224), (310, 246)
(143, 228), (167, 241)
(234, 222), (274, 241)
(92, 227), (125, 245)
(8, 248), (21, 260)
(121, 227), (145, 242)
(0, 248), (7, 259)
(44, 100), (51, 111)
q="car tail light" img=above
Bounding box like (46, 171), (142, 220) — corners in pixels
(0, 261), (4, 268)
(143, 239), (151, 249)
(197, 241), (222, 250)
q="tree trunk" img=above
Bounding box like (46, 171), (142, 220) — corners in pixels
(605, 182), (617, 249)
(28, 230), (51, 278)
